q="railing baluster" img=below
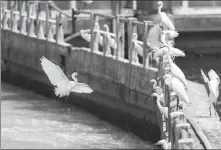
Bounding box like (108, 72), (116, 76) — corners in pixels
(127, 17), (137, 63)
(20, 14), (27, 35)
(37, 19), (45, 39)
(26, 1), (30, 34)
(142, 21), (152, 68)
(12, 12), (19, 32)
(56, 13), (61, 44)
(90, 14), (99, 53)
(116, 14), (125, 60)
(45, 3), (50, 41)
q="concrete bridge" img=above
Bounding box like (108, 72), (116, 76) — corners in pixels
(1, 1), (221, 149)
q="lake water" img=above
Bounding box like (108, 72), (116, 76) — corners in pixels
(1, 82), (156, 149)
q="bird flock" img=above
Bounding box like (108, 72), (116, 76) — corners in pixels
(151, 1), (220, 149)
(39, 1), (220, 149)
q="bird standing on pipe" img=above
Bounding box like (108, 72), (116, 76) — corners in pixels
(40, 56), (93, 113)
(157, 1), (175, 31)
(201, 69), (220, 117)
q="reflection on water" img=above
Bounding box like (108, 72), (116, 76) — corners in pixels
(1, 82), (155, 149)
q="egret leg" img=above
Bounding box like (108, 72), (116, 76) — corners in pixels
(214, 102), (217, 116)
(209, 105), (211, 117)
(65, 94), (71, 113)
(176, 96), (179, 111)
(61, 97), (64, 111)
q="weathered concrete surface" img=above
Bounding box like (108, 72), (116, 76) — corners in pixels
(1, 29), (161, 142)
(184, 80), (221, 149)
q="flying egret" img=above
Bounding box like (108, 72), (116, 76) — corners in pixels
(157, 1), (175, 31)
(155, 139), (171, 149)
(201, 69), (220, 116)
(165, 54), (188, 90)
(40, 56), (93, 112)
(152, 93), (168, 118)
(163, 74), (190, 107)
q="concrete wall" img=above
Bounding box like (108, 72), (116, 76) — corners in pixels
(1, 28), (161, 142)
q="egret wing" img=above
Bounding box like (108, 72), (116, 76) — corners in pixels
(40, 56), (69, 86)
(171, 63), (188, 87)
(200, 69), (210, 96)
(208, 69), (220, 84)
(81, 31), (91, 42)
(71, 83), (93, 93)
(171, 47), (185, 57)
(171, 78), (190, 104)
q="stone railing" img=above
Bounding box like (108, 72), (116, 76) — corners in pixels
(1, 1), (212, 149)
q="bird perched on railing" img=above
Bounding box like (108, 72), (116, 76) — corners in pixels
(160, 30), (179, 46)
(150, 79), (164, 99)
(103, 24), (117, 55)
(157, 1), (175, 31)
(80, 0), (93, 9)
(201, 69), (220, 117)
(80, 23), (104, 46)
(40, 56), (93, 113)
(152, 93), (168, 118)
(155, 139), (171, 149)
(163, 74), (190, 108)
(131, 33), (143, 57)
(152, 46), (185, 62)
(164, 54), (188, 90)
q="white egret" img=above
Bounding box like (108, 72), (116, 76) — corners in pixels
(150, 79), (164, 100)
(160, 30), (179, 45)
(80, 23), (103, 46)
(201, 69), (220, 116)
(155, 139), (171, 149)
(165, 54), (188, 90)
(163, 74), (190, 106)
(152, 93), (168, 118)
(103, 24), (117, 55)
(157, 1), (175, 31)
(40, 56), (93, 112)
(132, 33), (143, 57)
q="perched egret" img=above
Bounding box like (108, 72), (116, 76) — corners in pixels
(163, 45), (185, 61)
(155, 139), (171, 149)
(160, 30), (179, 45)
(103, 24), (117, 55)
(150, 79), (164, 100)
(40, 56), (93, 112)
(131, 33), (143, 57)
(163, 74), (190, 106)
(152, 93), (168, 118)
(165, 54), (188, 90)
(157, 1), (175, 31)
(80, 23), (103, 46)
(201, 69), (220, 116)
